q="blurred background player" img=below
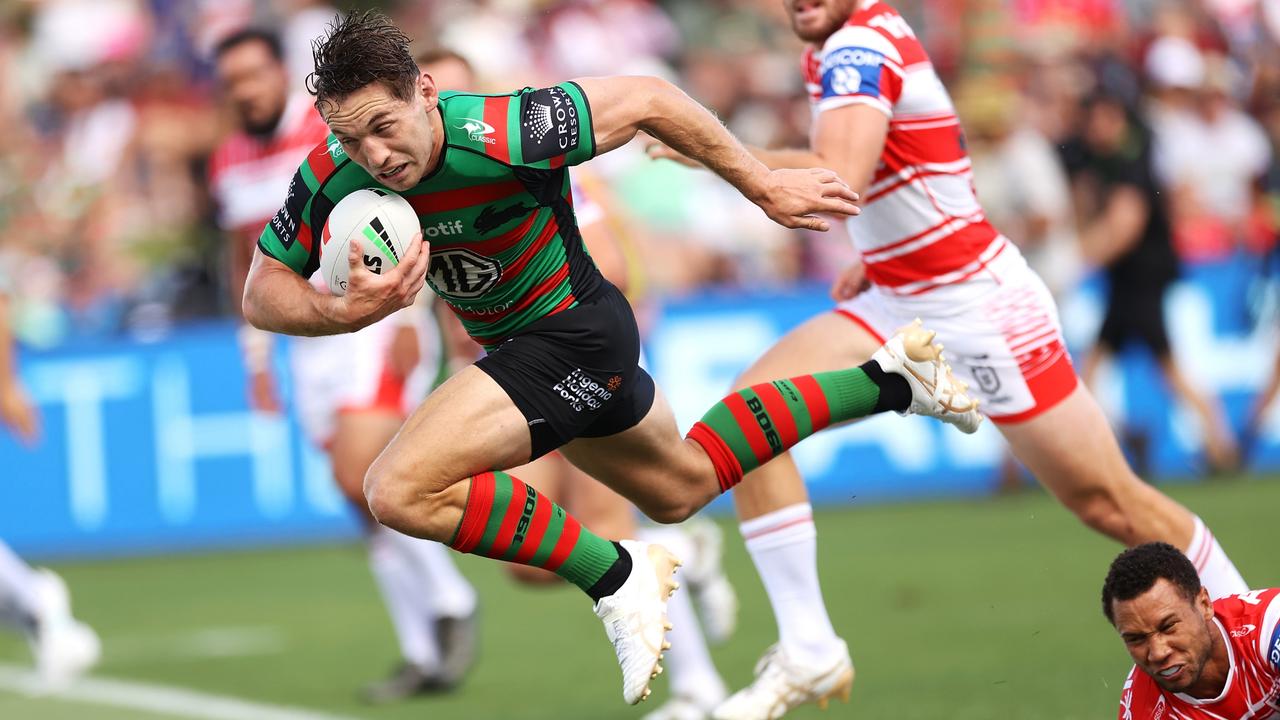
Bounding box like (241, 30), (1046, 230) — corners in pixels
(1102, 543), (1280, 719)
(653, 2), (1250, 717)
(208, 28), (477, 703)
(419, 47), (736, 719)
(1066, 90), (1238, 474)
(0, 267), (99, 689)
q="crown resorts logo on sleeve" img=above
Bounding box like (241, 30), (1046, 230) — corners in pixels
(520, 86), (579, 162)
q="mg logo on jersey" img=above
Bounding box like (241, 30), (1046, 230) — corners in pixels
(428, 248), (501, 298)
(456, 118), (496, 145)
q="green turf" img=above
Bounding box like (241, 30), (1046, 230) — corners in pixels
(1, 477), (1276, 719)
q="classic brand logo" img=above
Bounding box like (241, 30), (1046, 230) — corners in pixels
(456, 118), (497, 145)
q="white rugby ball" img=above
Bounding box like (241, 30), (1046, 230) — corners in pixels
(319, 188), (420, 296)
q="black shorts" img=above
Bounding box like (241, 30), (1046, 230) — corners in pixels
(1098, 285), (1171, 357)
(475, 283), (656, 461)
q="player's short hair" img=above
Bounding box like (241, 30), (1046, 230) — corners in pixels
(213, 27), (284, 62)
(308, 10), (419, 116)
(1101, 542), (1202, 624)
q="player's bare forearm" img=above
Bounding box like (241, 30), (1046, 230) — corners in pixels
(579, 75), (860, 231)
(576, 76), (771, 202)
(242, 249), (353, 337)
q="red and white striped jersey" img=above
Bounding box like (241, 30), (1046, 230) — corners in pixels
(208, 94), (330, 237)
(1119, 589), (1280, 720)
(802, 1), (1006, 298)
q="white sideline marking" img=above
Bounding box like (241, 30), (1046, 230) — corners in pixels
(107, 625), (287, 664)
(0, 663), (360, 720)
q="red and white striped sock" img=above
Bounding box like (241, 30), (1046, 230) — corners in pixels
(740, 503), (844, 665)
(1184, 516), (1248, 599)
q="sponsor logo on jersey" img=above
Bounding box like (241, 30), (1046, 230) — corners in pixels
(1120, 689), (1133, 720)
(607, 376), (623, 392)
(424, 220), (466, 238)
(1231, 624), (1256, 638)
(521, 86), (579, 163)
(456, 118), (497, 145)
(1151, 695), (1166, 720)
(820, 47), (886, 99)
(474, 201), (537, 234)
(428, 247), (501, 298)
(553, 368), (613, 413)
(324, 138), (347, 158)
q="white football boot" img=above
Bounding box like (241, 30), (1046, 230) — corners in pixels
(712, 643), (854, 720)
(680, 519), (738, 646)
(28, 569), (100, 690)
(595, 540), (681, 705)
(871, 319), (982, 434)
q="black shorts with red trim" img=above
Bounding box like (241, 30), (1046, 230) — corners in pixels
(476, 282), (655, 460)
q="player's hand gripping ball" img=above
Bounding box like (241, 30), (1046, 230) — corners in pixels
(319, 189), (420, 296)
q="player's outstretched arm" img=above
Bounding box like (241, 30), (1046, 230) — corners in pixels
(648, 104), (888, 199)
(242, 233), (429, 337)
(575, 76), (860, 231)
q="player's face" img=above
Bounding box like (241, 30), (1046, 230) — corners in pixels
(784, 0), (857, 43)
(215, 40), (289, 136)
(1112, 580), (1216, 693)
(323, 75), (442, 191)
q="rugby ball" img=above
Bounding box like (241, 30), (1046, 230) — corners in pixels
(319, 188), (421, 296)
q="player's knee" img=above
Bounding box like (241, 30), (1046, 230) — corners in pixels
(363, 461), (424, 531)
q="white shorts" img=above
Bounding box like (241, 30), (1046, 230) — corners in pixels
(290, 311), (441, 447)
(837, 248), (1078, 423)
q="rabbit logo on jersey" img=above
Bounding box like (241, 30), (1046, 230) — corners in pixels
(820, 47), (885, 99)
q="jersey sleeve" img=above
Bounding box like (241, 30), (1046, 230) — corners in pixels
(256, 137), (346, 278)
(814, 26), (905, 118)
(441, 83), (595, 170)
(1118, 667), (1161, 719)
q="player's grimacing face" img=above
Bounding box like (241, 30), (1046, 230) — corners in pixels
(216, 40), (289, 135)
(1112, 580), (1216, 693)
(323, 75), (440, 191)
(784, 0), (857, 43)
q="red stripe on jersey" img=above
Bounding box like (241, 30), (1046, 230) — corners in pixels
(882, 125), (968, 169)
(548, 291), (576, 314)
(405, 180), (527, 214)
(432, 210), (539, 257)
(495, 216), (559, 280)
(724, 393), (775, 466)
(306, 141), (337, 180)
(452, 472), (496, 553)
(483, 96), (513, 163)
(542, 517), (581, 571)
(296, 222), (315, 254)
(511, 491), (553, 564)
(753, 383), (800, 449)
(791, 375), (831, 429)
(487, 479), (529, 558)
(864, 223), (999, 287)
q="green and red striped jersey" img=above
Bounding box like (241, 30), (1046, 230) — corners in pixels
(257, 82), (601, 348)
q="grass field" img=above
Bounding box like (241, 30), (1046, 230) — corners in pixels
(1, 477), (1276, 720)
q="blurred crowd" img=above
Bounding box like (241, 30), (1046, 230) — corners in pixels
(0, 0), (1278, 350)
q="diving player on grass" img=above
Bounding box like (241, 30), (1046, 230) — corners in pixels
(242, 11), (979, 705)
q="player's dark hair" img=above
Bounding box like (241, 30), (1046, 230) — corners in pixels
(308, 10), (419, 115)
(213, 27), (284, 62)
(1101, 542), (1202, 624)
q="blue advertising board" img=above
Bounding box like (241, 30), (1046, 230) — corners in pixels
(2, 257), (1277, 558)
